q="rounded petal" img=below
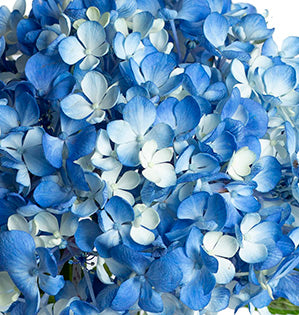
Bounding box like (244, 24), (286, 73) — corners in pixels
(81, 71), (108, 104)
(117, 171), (140, 190)
(77, 21), (106, 50)
(60, 94), (93, 120)
(130, 226), (155, 245)
(58, 36), (85, 65)
(239, 240), (268, 263)
(34, 212), (59, 234)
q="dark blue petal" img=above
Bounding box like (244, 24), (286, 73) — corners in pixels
(139, 281), (163, 312)
(75, 219), (101, 252)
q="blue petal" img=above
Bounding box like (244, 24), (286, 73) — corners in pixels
(43, 133), (64, 168)
(104, 196), (134, 224)
(94, 230), (120, 258)
(15, 92), (40, 126)
(249, 156), (282, 193)
(185, 226), (203, 260)
(177, 0), (210, 22)
(23, 145), (55, 176)
(203, 12), (228, 48)
(70, 300), (100, 315)
(184, 63), (210, 96)
(25, 52), (68, 95)
(141, 52), (176, 88)
(66, 125), (96, 161)
(0, 231), (38, 302)
(263, 65), (296, 97)
(33, 181), (74, 208)
(180, 270), (211, 310)
(203, 82), (227, 102)
(177, 192), (209, 220)
(204, 193), (227, 230)
(75, 219), (101, 252)
(111, 277), (141, 311)
(281, 36), (299, 58)
(139, 281), (163, 312)
(146, 254), (183, 292)
(0, 105), (19, 136)
(110, 244), (151, 275)
(117, 141), (141, 167)
(145, 123), (174, 148)
(174, 96), (201, 136)
(39, 274), (65, 295)
(123, 96), (156, 136)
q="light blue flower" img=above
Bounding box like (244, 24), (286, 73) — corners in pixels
(58, 21), (109, 70)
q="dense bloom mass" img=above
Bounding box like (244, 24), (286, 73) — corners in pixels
(0, 0), (299, 314)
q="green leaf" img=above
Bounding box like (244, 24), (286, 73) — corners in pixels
(269, 298), (299, 314)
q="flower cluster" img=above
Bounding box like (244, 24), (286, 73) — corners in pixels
(0, 0), (299, 314)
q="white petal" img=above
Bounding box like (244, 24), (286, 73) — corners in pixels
(143, 163), (176, 188)
(117, 171), (140, 190)
(140, 140), (158, 164)
(7, 214), (29, 233)
(79, 54), (99, 71)
(228, 147), (256, 180)
(130, 226), (155, 245)
(81, 71), (107, 104)
(231, 59), (248, 84)
(240, 213), (261, 235)
(140, 207), (160, 229)
(96, 257), (113, 284)
(60, 212), (78, 237)
(203, 231), (223, 252)
(114, 189), (135, 206)
(214, 257), (235, 284)
(239, 240), (267, 264)
(34, 212), (59, 234)
(212, 235), (239, 258)
(95, 129), (112, 156)
(152, 147), (173, 164)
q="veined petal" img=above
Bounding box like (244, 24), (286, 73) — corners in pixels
(58, 36), (85, 65)
(77, 21), (106, 50)
(79, 54), (100, 71)
(263, 65), (296, 97)
(107, 120), (136, 144)
(81, 71), (107, 104)
(60, 94), (93, 120)
(117, 171), (140, 190)
(239, 240), (267, 263)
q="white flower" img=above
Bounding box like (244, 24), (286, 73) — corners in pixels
(203, 232), (239, 284)
(139, 140), (176, 188)
(101, 166), (140, 206)
(34, 212), (78, 248)
(130, 204), (160, 245)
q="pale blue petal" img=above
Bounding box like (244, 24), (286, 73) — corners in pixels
(58, 36), (85, 65)
(203, 12), (228, 48)
(123, 96), (156, 136)
(77, 21), (106, 50)
(263, 65), (296, 97)
(61, 94), (93, 120)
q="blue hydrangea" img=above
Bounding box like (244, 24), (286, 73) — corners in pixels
(0, 0), (299, 314)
